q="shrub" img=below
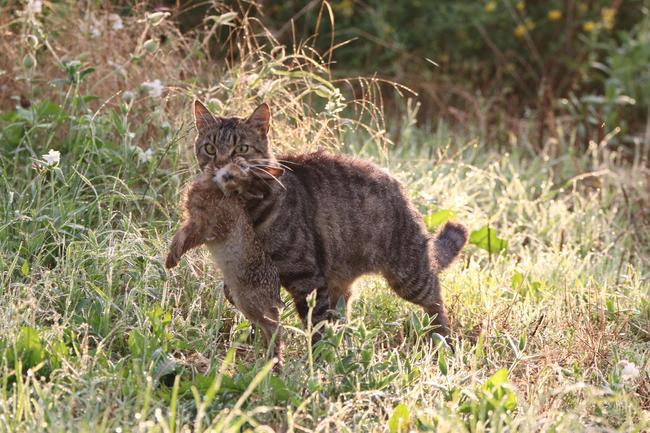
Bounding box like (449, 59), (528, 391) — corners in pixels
(252, 0), (648, 148)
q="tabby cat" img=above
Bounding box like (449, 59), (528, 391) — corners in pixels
(165, 164), (284, 364)
(192, 100), (467, 341)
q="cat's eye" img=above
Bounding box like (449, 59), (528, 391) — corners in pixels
(204, 144), (216, 155)
(235, 144), (249, 154)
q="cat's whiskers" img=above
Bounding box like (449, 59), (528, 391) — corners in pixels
(250, 166), (286, 190)
(248, 168), (274, 190)
(250, 158), (293, 171)
(249, 163), (290, 173)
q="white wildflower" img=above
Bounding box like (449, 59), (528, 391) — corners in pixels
(91, 24), (102, 38)
(139, 148), (154, 163)
(146, 11), (170, 27)
(142, 79), (163, 98)
(80, 16), (103, 38)
(619, 360), (640, 381)
(122, 90), (135, 104)
(108, 14), (123, 31)
(25, 0), (42, 15)
(42, 149), (60, 166)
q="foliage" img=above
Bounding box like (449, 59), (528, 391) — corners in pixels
(0, 1), (648, 432)
(567, 8), (650, 153)
(256, 0), (650, 147)
(469, 225), (508, 255)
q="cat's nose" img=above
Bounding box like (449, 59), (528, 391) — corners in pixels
(221, 172), (234, 182)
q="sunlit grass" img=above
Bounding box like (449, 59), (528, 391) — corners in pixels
(0, 2), (648, 432)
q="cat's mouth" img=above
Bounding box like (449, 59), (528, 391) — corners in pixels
(212, 162), (250, 196)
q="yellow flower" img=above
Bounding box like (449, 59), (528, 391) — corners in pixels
(524, 18), (535, 30)
(514, 19), (534, 38)
(601, 7), (616, 29)
(583, 20), (596, 32)
(485, 1), (496, 12)
(547, 10), (562, 21)
(516, 1), (525, 11)
(514, 24), (526, 38)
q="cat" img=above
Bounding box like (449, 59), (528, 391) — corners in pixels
(192, 100), (468, 342)
(164, 163), (284, 365)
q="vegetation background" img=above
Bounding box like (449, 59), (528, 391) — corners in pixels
(0, 0), (648, 432)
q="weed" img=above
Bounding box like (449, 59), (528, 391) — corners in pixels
(0, 1), (648, 432)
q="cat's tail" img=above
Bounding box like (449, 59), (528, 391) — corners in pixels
(432, 222), (468, 270)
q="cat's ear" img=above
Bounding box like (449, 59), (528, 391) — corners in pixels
(245, 103), (270, 135)
(194, 100), (219, 132)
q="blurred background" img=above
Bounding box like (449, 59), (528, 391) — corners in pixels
(2, 0), (650, 163)
(0, 2), (649, 430)
(168, 0), (650, 157)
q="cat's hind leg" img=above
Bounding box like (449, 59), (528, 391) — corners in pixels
(328, 282), (354, 321)
(383, 255), (451, 340)
(291, 285), (331, 328)
(282, 270), (330, 326)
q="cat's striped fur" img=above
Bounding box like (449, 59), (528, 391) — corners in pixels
(193, 101), (468, 340)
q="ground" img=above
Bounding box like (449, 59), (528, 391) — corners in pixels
(0, 3), (649, 432)
(1, 129), (648, 432)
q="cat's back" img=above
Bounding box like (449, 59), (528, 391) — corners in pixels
(282, 150), (409, 209)
(279, 151), (425, 272)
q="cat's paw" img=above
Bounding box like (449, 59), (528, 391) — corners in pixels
(164, 252), (179, 269)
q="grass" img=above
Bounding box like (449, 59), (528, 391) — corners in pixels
(1, 2), (649, 432)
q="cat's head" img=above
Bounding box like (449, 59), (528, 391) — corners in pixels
(193, 100), (283, 196)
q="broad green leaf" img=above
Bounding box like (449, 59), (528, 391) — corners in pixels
(1, 123), (24, 146)
(475, 332), (485, 361)
(48, 339), (69, 369)
(504, 389), (518, 411)
(437, 347), (448, 376)
(511, 270), (542, 297)
(486, 368), (509, 388)
(470, 225), (508, 254)
(16, 107), (34, 123)
(530, 280), (541, 294)
(518, 334), (527, 351)
(128, 330), (147, 358)
(78, 67), (95, 82)
(388, 403), (410, 433)
(35, 99), (64, 118)
(269, 375), (290, 402)
(15, 326), (45, 369)
(424, 209), (456, 231)
(511, 270), (524, 289)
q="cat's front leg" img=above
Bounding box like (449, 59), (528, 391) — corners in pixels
(292, 285), (333, 344)
(222, 283), (236, 307)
